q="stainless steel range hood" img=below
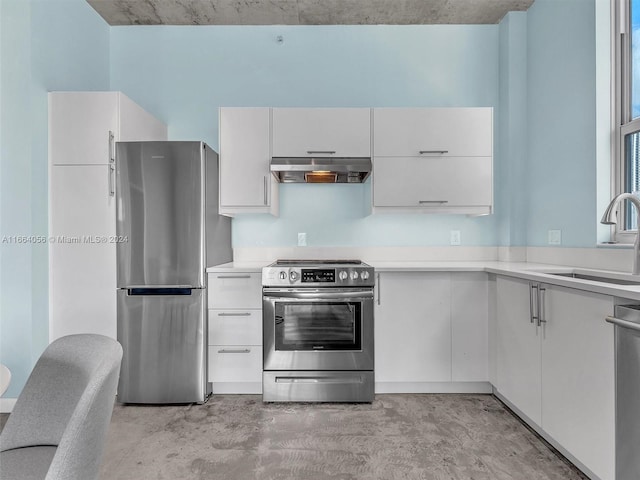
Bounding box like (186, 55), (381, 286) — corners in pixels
(270, 157), (372, 183)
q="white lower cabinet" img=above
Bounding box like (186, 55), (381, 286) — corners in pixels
(451, 272), (489, 382)
(495, 276), (542, 424)
(540, 285), (614, 480)
(208, 345), (262, 393)
(495, 276), (614, 480)
(375, 271), (489, 393)
(207, 272), (263, 394)
(208, 272), (262, 310)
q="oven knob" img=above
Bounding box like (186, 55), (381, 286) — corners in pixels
(279, 271), (287, 280)
(361, 271), (370, 280)
(289, 271), (299, 282)
(338, 270), (348, 281)
(350, 271), (359, 280)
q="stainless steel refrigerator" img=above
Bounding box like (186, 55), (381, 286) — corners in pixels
(115, 141), (231, 404)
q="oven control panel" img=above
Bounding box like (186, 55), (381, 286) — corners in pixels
(263, 265), (375, 287)
(302, 269), (335, 283)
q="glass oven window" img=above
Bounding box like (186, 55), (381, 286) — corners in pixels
(274, 302), (362, 351)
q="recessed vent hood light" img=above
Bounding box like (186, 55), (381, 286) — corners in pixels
(270, 157), (372, 183)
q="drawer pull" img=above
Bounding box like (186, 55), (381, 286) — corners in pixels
(275, 376), (364, 384)
(217, 312), (251, 317)
(306, 150), (336, 155)
(419, 150), (448, 154)
(216, 275), (251, 279)
(217, 348), (251, 354)
(418, 200), (449, 204)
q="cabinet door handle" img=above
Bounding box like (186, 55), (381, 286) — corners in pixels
(217, 312), (251, 317)
(306, 150), (336, 155)
(108, 131), (115, 163)
(263, 176), (268, 205)
(216, 275), (251, 279)
(108, 130), (116, 197)
(418, 200), (449, 204)
(376, 273), (381, 306)
(419, 150), (448, 154)
(217, 348), (251, 354)
(529, 284), (539, 324)
(538, 286), (546, 326)
(108, 164), (115, 197)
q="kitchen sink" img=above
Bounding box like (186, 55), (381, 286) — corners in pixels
(546, 272), (640, 286)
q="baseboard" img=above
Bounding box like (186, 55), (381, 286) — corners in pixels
(0, 398), (17, 413)
(211, 382), (262, 394)
(375, 382), (492, 394)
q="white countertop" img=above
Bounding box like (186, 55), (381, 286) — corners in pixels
(207, 260), (640, 301)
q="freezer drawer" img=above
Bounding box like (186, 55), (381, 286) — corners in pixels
(117, 288), (210, 404)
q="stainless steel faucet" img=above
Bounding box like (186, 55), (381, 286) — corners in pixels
(601, 193), (640, 275)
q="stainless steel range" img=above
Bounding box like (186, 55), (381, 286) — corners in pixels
(262, 260), (375, 402)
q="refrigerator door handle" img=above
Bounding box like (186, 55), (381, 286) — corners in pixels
(127, 287), (193, 296)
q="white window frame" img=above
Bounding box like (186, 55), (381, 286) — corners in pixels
(614, 0), (639, 244)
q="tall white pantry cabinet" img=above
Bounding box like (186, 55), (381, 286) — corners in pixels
(48, 92), (167, 341)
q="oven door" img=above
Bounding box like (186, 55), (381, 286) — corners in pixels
(263, 288), (374, 371)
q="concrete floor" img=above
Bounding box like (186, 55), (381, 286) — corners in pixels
(98, 394), (588, 480)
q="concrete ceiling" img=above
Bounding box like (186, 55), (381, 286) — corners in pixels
(86, 0), (535, 26)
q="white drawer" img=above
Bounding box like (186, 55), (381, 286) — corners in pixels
(208, 272), (262, 309)
(208, 345), (262, 383)
(208, 309), (262, 346)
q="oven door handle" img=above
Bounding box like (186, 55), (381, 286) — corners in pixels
(262, 290), (374, 300)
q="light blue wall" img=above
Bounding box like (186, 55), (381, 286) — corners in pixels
(110, 25), (501, 247)
(497, 12), (528, 247)
(525, 0), (598, 247)
(0, 0), (109, 398)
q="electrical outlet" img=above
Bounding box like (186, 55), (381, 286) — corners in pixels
(450, 230), (461, 246)
(548, 229), (562, 245)
(298, 232), (307, 247)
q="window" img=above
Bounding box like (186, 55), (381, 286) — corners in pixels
(615, 0), (640, 240)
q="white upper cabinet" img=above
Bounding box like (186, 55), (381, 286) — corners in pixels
(49, 92), (166, 165)
(371, 107), (493, 215)
(373, 156), (492, 208)
(218, 107), (277, 216)
(373, 107), (492, 157)
(118, 94), (168, 142)
(271, 108), (371, 158)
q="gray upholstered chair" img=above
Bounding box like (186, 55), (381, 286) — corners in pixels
(0, 334), (123, 480)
